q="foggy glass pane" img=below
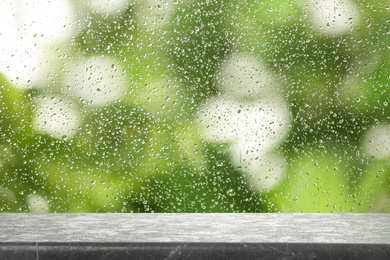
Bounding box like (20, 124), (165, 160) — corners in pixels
(0, 0), (389, 213)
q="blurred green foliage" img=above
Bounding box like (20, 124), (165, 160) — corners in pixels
(0, 0), (389, 213)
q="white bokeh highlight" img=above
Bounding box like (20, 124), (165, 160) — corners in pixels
(362, 124), (390, 160)
(0, 187), (16, 205)
(0, 37), (41, 87)
(198, 97), (241, 143)
(244, 152), (287, 193)
(217, 54), (276, 99)
(64, 57), (127, 107)
(27, 194), (49, 213)
(306, 0), (360, 36)
(228, 100), (291, 166)
(0, 0), (77, 87)
(87, 0), (129, 15)
(14, 0), (76, 43)
(33, 97), (81, 140)
(198, 54), (291, 193)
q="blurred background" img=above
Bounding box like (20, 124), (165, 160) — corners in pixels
(0, 0), (389, 213)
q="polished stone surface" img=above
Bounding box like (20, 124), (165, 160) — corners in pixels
(1, 214), (390, 243)
(0, 214), (389, 259)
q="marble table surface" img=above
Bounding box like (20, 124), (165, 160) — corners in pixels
(0, 214), (389, 259)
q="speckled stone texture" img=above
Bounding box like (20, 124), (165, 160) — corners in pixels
(0, 214), (389, 259)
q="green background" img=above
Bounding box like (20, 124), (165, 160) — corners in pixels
(0, 0), (389, 212)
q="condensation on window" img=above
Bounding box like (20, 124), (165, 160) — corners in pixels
(0, 0), (389, 213)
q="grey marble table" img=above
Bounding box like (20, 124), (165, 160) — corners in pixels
(0, 214), (389, 259)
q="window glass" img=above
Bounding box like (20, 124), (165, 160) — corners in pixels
(0, 0), (389, 213)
